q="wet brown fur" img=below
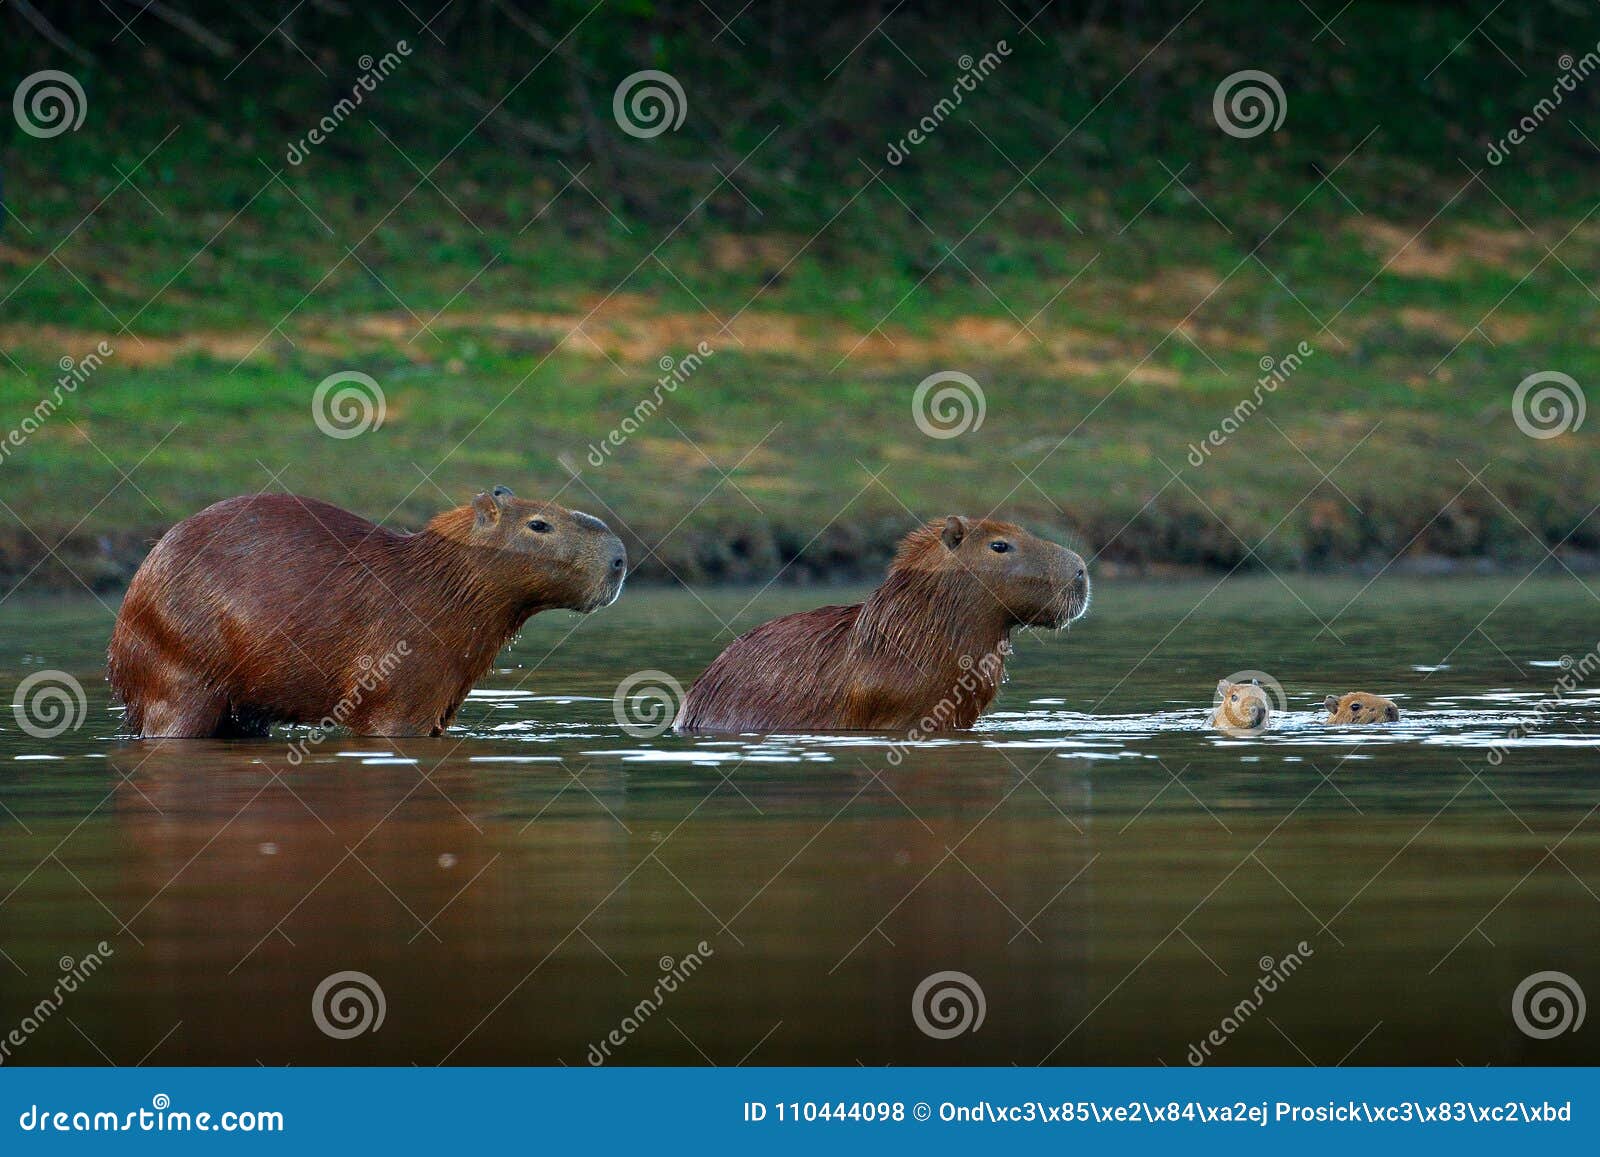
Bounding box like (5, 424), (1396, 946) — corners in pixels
(1210, 679), (1272, 731)
(675, 516), (1089, 733)
(1324, 691), (1400, 724)
(107, 489), (626, 738)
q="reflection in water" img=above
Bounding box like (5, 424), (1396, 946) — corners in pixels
(0, 577), (1597, 1064)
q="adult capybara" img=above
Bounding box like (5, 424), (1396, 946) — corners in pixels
(107, 487), (626, 738)
(1324, 691), (1400, 723)
(675, 515), (1089, 733)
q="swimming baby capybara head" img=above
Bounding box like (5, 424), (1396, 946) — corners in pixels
(1212, 678), (1272, 732)
(437, 486), (627, 613)
(675, 515), (1089, 734)
(1324, 691), (1400, 724)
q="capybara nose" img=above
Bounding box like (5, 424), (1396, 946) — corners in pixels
(1069, 560), (1090, 600)
(611, 554), (626, 572)
(1386, 704), (1400, 722)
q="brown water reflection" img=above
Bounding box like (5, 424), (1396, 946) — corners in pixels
(1, 577), (1597, 1065)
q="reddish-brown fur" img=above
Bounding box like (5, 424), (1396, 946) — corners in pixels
(675, 516), (1089, 733)
(107, 488), (626, 738)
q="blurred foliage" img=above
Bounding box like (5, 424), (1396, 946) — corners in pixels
(0, 2), (1597, 587)
(4, 1), (1600, 226)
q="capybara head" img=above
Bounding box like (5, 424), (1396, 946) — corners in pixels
(448, 486), (626, 612)
(1324, 691), (1399, 724)
(1214, 678), (1271, 731)
(905, 515), (1090, 629)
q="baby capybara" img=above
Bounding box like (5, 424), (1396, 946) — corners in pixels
(1324, 691), (1400, 723)
(675, 515), (1089, 733)
(107, 488), (626, 738)
(1211, 678), (1272, 732)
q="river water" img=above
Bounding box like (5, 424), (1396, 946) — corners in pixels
(1, 575), (1596, 1065)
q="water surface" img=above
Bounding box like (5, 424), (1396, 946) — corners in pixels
(1, 575), (1596, 1065)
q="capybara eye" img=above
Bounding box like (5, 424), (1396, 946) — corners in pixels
(989, 541), (1012, 553)
(528, 519), (552, 534)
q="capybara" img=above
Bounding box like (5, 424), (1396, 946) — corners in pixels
(675, 515), (1089, 733)
(1324, 691), (1400, 723)
(107, 488), (626, 738)
(1211, 678), (1272, 732)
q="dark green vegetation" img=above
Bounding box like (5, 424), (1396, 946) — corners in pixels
(1, 2), (1596, 589)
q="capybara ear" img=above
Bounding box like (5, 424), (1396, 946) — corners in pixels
(472, 491), (501, 527)
(940, 515), (969, 550)
(1324, 694), (1340, 712)
(1216, 679), (1231, 697)
(491, 485), (514, 501)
